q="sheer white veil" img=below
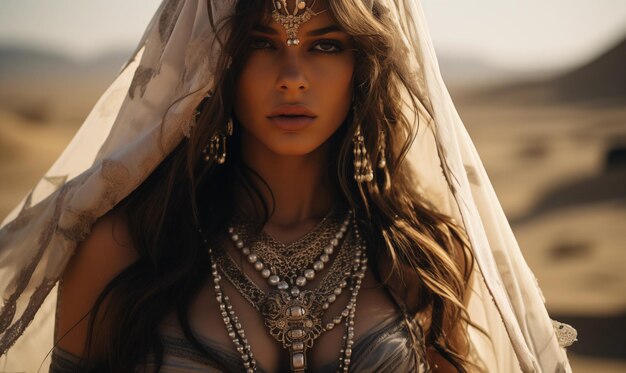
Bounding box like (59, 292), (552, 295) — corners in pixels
(0, 1), (574, 371)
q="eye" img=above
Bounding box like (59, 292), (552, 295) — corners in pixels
(312, 40), (342, 54)
(250, 37), (273, 50)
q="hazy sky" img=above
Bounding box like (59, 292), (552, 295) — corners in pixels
(0, 0), (625, 72)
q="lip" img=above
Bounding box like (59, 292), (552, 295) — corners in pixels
(268, 115), (315, 131)
(268, 104), (317, 118)
(267, 104), (317, 131)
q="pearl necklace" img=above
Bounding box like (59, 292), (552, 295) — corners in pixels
(227, 211), (351, 297)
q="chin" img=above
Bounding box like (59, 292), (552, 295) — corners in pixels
(240, 122), (338, 158)
(265, 139), (324, 157)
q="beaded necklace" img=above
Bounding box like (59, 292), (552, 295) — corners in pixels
(205, 210), (367, 372)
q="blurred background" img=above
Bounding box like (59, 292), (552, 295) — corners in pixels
(0, 1), (625, 371)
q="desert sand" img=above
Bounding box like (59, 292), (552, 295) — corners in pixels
(453, 89), (626, 369)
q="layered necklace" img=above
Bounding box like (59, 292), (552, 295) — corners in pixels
(206, 207), (368, 373)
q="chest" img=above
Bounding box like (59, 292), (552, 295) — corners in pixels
(181, 265), (405, 371)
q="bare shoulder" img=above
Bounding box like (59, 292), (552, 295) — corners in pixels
(55, 209), (140, 357)
(64, 210), (138, 277)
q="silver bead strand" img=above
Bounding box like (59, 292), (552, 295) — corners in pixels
(324, 244), (365, 332)
(209, 209), (366, 373)
(228, 211), (352, 292)
(337, 215), (366, 372)
(209, 247), (258, 373)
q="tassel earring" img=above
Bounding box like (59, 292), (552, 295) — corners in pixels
(352, 107), (374, 183)
(203, 117), (233, 164)
(377, 128), (392, 191)
(377, 129), (387, 169)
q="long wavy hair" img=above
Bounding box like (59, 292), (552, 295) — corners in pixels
(71, 1), (475, 371)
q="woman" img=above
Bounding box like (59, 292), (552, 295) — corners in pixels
(0, 1), (575, 372)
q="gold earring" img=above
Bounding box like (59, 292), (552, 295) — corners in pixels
(203, 118), (233, 164)
(352, 107), (374, 183)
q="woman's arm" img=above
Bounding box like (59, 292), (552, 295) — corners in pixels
(55, 212), (139, 359)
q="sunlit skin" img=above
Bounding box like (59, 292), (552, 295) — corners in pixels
(234, 0), (354, 232)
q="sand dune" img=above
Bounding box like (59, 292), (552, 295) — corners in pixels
(552, 36), (626, 101)
(471, 35), (626, 105)
(0, 108), (77, 217)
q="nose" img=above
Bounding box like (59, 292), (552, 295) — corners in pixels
(276, 51), (309, 93)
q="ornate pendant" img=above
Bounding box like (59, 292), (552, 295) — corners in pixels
(262, 289), (324, 372)
(272, 0), (315, 46)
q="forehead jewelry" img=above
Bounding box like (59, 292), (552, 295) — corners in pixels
(272, 0), (320, 46)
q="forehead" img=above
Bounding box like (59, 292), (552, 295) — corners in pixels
(266, 0), (329, 12)
(307, 0), (329, 13)
(258, 0), (338, 31)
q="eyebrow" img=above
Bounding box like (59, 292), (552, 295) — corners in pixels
(252, 24), (342, 37)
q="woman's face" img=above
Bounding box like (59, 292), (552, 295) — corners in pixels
(234, 1), (355, 157)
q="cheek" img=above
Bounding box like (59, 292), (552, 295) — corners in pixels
(235, 52), (283, 122)
(316, 59), (354, 126)
(234, 63), (267, 124)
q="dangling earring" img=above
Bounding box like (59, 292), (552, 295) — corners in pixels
(377, 129), (387, 169)
(352, 106), (374, 183)
(377, 128), (392, 191)
(203, 117), (233, 164)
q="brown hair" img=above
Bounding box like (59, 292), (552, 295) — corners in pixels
(73, 1), (475, 371)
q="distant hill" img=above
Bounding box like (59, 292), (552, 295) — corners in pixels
(553, 37), (626, 101)
(0, 46), (74, 73)
(0, 45), (133, 123)
(476, 35), (626, 103)
(437, 54), (524, 87)
(0, 45), (131, 79)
